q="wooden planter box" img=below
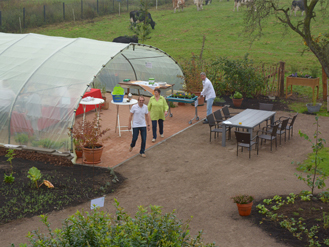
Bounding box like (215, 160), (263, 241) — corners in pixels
(286, 77), (319, 102)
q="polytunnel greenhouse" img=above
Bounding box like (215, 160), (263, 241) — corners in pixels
(0, 32), (184, 151)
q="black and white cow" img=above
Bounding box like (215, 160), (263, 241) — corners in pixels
(290, 0), (305, 16)
(112, 35), (138, 44)
(129, 10), (156, 29)
(233, 0), (254, 11)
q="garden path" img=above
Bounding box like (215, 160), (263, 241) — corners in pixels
(2, 100), (329, 247)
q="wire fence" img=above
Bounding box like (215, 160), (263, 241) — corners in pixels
(0, 0), (171, 32)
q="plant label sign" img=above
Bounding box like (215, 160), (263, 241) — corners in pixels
(145, 62), (152, 69)
(91, 196), (105, 209)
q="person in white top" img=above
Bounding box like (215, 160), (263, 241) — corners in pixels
(128, 96), (151, 158)
(199, 72), (216, 124)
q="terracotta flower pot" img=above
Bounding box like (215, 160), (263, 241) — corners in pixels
(236, 202), (253, 216)
(75, 149), (83, 158)
(83, 145), (103, 164)
(192, 92), (204, 106)
(232, 98), (243, 108)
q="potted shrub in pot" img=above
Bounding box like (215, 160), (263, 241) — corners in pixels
(231, 91), (243, 108)
(69, 114), (110, 164)
(231, 194), (254, 216)
(306, 97), (322, 114)
(73, 138), (83, 158)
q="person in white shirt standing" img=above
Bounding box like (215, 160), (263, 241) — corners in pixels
(128, 96), (151, 158)
(199, 72), (216, 124)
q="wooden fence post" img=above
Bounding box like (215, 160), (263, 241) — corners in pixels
(23, 8), (26, 29)
(322, 67), (327, 101)
(0, 11), (2, 27)
(279, 61), (285, 97)
(63, 2), (65, 20)
(44, 5), (46, 22)
(81, 0), (83, 19)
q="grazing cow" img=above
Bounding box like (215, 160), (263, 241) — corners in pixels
(112, 35), (138, 44)
(233, 0), (254, 11)
(173, 0), (185, 13)
(194, 0), (203, 11)
(129, 10), (156, 29)
(290, 0), (305, 16)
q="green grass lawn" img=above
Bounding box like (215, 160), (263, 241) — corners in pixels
(25, 0), (327, 105)
(28, 0), (323, 69)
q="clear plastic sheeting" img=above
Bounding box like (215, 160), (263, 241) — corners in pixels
(0, 33), (184, 152)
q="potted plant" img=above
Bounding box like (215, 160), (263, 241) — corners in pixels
(69, 114), (110, 164)
(306, 97), (322, 114)
(231, 91), (243, 108)
(231, 194), (254, 216)
(73, 138), (83, 158)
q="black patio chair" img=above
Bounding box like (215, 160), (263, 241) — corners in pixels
(214, 109), (231, 139)
(213, 109), (225, 127)
(257, 124), (279, 151)
(267, 118), (289, 145)
(277, 113), (298, 139)
(235, 131), (259, 159)
(222, 105), (238, 120)
(206, 114), (230, 142)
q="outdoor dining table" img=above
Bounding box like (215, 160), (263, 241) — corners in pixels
(221, 108), (276, 147)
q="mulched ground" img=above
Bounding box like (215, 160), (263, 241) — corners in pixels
(220, 94), (293, 111)
(0, 148), (125, 224)
(249, 196), (329, 247)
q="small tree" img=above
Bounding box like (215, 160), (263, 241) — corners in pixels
(295, 116), (327, 195)
(244, 0), (329, 78)
(180, 53), (204, 93)
(129, 0), (152, 43)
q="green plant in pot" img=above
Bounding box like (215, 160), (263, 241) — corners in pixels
(231, 194), (254, 216)
(306, 97), (322, 114)
(69, 114), (110, 164)
(231, 91), (243, 108)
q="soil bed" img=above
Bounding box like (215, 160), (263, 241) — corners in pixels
(249, 195), (329, 247)
(0, 151), (124, 225)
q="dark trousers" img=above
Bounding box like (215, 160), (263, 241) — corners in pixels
(152, 119), (163, 139)
(131, 127), (147, 154)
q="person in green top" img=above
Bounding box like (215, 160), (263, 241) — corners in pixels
(148, 88), (169, 142)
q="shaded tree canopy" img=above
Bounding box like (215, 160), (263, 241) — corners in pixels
(243, 0), (329, 77)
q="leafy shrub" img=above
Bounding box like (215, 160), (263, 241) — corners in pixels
(180, 53), (205, 93)
(16, 199), (217, 247)
(214, 54), (265, 98)
(14, 133), (29, 145)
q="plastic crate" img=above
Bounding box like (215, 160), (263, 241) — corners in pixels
(112, 94), (124, 102)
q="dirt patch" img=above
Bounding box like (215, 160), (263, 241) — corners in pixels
(0, 154), (125, 225)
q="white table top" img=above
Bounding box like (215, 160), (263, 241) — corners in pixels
(79, 98), (104, 105)
(222, 109), (276, 128)
(111, 98), (137, 106)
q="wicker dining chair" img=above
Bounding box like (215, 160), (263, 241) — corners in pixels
(235, 131), (259, 159)
(257, 124), (279, 151)
(206, 114), (230, 142)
